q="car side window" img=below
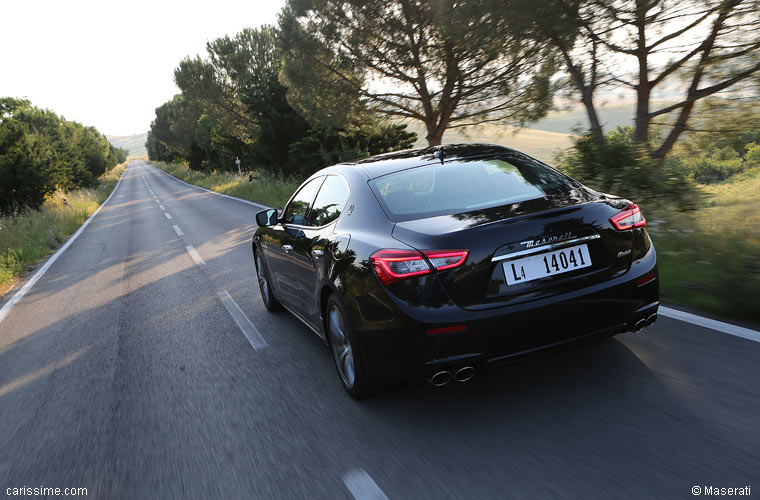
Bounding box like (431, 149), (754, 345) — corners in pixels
(309, 175), (350, 227)
(283, 177), (324, 225)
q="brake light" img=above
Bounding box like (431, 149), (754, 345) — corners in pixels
(370, 249), (469, 285)
(423, 250), (469, 270)
(371, 250), (430, 285)
(610, 203), (646, 231)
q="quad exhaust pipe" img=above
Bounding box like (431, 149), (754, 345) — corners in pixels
(429, 366), (476, 386)
(429, 370), (452, 387)
(631, 313), (658, 333)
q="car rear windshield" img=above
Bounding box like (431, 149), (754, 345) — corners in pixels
(370, 155), (572, 221)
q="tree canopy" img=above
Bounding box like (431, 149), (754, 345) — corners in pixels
(148, 25), (417, 176)
(279, 0), (558, 146)
(0, 98), (126, 212)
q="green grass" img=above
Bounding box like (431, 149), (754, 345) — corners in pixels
(646, 166), (760, 325)
(153, 162), (300, 210)
(0, 162), (127, 295)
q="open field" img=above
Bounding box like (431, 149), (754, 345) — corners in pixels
(647, 167), (760, 324)
(107, 133), (147, 157)
(406, 122), (573, 164)
(0, 162), (127, 296)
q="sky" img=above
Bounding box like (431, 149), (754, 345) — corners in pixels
(1, 0), (286, 136)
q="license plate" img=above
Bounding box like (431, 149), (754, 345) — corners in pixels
(504, 244), (592, 285)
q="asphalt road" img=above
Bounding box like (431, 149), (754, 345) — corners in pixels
(1, 160), (757, 499)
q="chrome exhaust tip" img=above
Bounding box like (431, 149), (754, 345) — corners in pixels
(646, 313), (658, 327)
(632, 319), (647, 333)
(429, 370), (452, 387)
(454, 366), (475, 382)
(455, 366), (476, 383)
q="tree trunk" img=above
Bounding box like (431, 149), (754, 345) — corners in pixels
(424, 118), (444, 146)
(581, 88), (605, 146)
(633, 4), (650, 144)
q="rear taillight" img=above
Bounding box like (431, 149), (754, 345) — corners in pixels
(370, 249), (469, 285)
(423, 250), (469, 270)
(610, 203), (646, 231)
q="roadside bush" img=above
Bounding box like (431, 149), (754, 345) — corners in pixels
(688, 147), (745, 184)
(745, 142), (760, 167)
(556, 126), (700, 210)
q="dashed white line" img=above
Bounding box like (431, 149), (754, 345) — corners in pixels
(164, 212), (173, 220)
(185, 245), (205, 266)
(173, 225), (184, 237)
(159, 205), (165, 210)
(659, 306), (760, 343)
(155, 200), (160, 203)
(217, 290), (268, 350)
(343, 470), (389, 500)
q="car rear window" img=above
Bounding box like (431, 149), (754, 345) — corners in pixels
(370, 155), (571, 221)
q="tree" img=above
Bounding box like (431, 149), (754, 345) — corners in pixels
(279, 0), (557, 146)
(521, 0), (760, 160)
(156, 25), (417, 176)
(1, 99), (120, 212)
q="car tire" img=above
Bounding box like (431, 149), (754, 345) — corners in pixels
(325, 294), (373, 399)
(255, 249), (281, 312)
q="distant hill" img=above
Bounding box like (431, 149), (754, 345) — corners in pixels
(107, 133), (147, 158)
(406, 122), (574, 164)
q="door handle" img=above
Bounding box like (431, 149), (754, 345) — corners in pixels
(282, 244), (293, 253)
(312, 249), (324, 257)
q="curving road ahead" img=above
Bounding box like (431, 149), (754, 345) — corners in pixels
(1, 160), (758, 499)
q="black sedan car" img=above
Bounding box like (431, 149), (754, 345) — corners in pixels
(253, 144), (659, 398)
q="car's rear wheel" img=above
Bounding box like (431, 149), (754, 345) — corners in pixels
(255, 250), (281, 312)
(326, 294), (372, 399)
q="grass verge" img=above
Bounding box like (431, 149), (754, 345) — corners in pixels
(0, 162), (127, 297)
(647, 166), (760, 325)
(152, 162), (299, 209)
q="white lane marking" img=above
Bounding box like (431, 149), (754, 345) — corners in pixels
(164, 212), (173, 220)
(217, 290), (268, 350)
(185, 246), (205, 266)
(151, 165), (269, 209)
(155, 200), (160, 203)
(173, 225), (184, 237)
(159, 205), (165, 210)
(0, 164), (130, 324)
(343, 470), (389, 500)
(659, 306), (760, 343)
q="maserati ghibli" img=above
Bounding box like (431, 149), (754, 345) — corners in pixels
(252, 144), (659, 398)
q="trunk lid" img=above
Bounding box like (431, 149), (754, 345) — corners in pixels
(391, 191), (633, 310)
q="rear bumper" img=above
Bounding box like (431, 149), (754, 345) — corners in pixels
(353, 246), (659, 378)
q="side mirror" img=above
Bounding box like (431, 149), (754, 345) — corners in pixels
(256, 209), (278, 227)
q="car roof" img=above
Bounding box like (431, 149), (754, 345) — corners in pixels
(340, 143), (521, 179)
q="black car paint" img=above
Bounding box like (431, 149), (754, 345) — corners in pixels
(253, 144), (659, 380)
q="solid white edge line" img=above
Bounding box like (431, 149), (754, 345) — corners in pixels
(343, 470), (389, 500)
(0, 163), (130, 324)
(217, 290), (267, 350)
(185, 246), (205, 266)
(659, 306), (760, 343)
(173, 225), (184, 237)
(150, 164), (270, 210)
(164, 212), (172, 220)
